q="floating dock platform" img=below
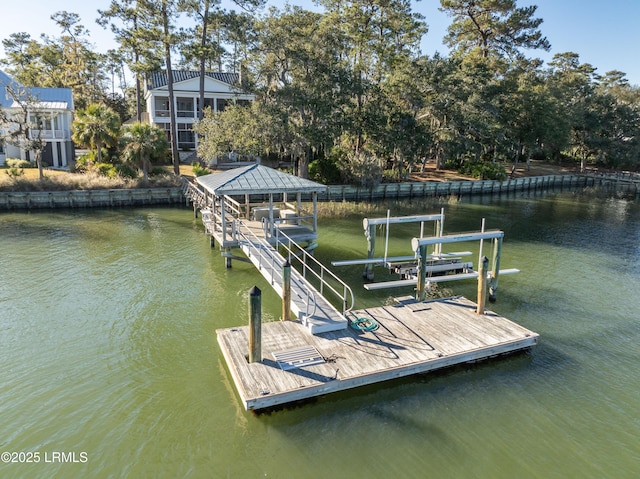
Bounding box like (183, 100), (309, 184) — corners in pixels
(217, 295), (538, 410)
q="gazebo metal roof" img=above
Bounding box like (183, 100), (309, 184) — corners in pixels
(196, 164), (327, 195)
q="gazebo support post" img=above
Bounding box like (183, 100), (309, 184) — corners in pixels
(312, 192), (318, 233)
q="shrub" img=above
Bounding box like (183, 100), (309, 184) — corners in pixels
(5, 158), (35, 168)
(116, 164), (138, 179)
(458, 160), (507, 181)
(192, 163), (210, 177)
(443, 158), (462, 170)
(4, 167), (25, 178)
(309, 156), (341, 184)
(382, 169), (402, 183)
(73, 153), (93, 173)
(95, 163), (119, 178)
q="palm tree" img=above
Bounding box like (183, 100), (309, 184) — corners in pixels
(120, 122), (168, 184)
(71, 103), (121, 163)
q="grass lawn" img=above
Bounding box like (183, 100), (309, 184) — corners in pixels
(0, 164), (183, 192)
(0, 167), (68, 180)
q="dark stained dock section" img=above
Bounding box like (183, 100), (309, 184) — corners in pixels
(217, 295), (538, 410)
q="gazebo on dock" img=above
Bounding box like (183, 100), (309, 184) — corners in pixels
(193, 164), (327, 256)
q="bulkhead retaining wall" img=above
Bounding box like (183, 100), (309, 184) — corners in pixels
(319, 175), (596, 202)
(2, 174), (632, 210)
(0, 187), (185, 210)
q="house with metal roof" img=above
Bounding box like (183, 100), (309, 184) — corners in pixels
(143, 70), (255, 154)
(0, 70), (75, 168)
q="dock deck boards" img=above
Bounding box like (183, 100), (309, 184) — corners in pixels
(217, 296), (538, 410)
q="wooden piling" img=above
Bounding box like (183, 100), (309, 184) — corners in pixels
(416, 244), (429, 301)
(249, 286), (262, 363)
(476, 256), (489, 314)
(364, 223), (376, 280)
(282, 261), (291, 321)
(489, 237), (503, 302)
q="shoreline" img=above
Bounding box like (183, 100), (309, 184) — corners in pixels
(0, 174), (613, 211)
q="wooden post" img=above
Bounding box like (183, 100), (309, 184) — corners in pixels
(268, 193), (274, 238)
(364, 221), (376, 281)
(312, 192), (318, 233)
(476, 256), (489, 314)
(245, 194), (250, 219)
(225, 247), (232, 268)
(193, 204), (198, 218)
(489, 237), (502, 303)
(282, 261), (291, 320)
(249, 286), (262, 363)
(416, 244), (429, 301)
(220, 196), (227, 244)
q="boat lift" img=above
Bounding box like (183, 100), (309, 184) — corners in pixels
(331, 209), (472, 281)
(332, 210), (519, 306)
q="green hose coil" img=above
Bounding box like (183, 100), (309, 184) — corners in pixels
(349, 316), (379, 332)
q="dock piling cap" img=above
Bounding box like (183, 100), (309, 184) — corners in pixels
(249, 286), (261, 296)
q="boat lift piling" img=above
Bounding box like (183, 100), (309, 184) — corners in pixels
(416, 243), (429, 301)
(477, 256), (489, 314)
(411, 228), (510, 302)
(489, 236), (503, 302)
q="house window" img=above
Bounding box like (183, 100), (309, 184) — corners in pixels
(217, 99), (228, 112)
(176, 97), (194, 117)
(237, 99), (251, 107)
(154, 97), (170, 117)
(177, 123), (195, 150)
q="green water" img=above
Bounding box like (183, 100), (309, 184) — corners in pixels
(1, 191), (639, 479)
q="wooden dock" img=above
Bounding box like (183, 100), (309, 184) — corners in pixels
(217, 295), (539, 410)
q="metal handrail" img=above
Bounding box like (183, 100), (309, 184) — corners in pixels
(275, 228), (355, 316)
(235, 220), (318, 319)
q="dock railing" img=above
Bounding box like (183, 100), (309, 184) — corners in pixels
(235, 220), (318, 320)
(275, 228), (355, 317)
(182, 178), (208, 209)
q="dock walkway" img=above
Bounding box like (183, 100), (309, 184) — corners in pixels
(236, 223), (348, 334)
(217, 296), (539, 410)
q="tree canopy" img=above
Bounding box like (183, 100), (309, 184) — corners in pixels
(1, 0), (639, 182)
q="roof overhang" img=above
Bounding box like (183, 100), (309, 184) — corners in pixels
(196, 164), (327, 196)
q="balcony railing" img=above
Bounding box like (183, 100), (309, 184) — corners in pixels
(30, 130), (70, 140)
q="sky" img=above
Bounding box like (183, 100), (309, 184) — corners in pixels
(1, 0), (639, 86)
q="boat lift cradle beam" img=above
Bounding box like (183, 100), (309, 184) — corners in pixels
(363, 269), (520, 290)
(331, 251), (473, 267)
(362, 213), (444, 228)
